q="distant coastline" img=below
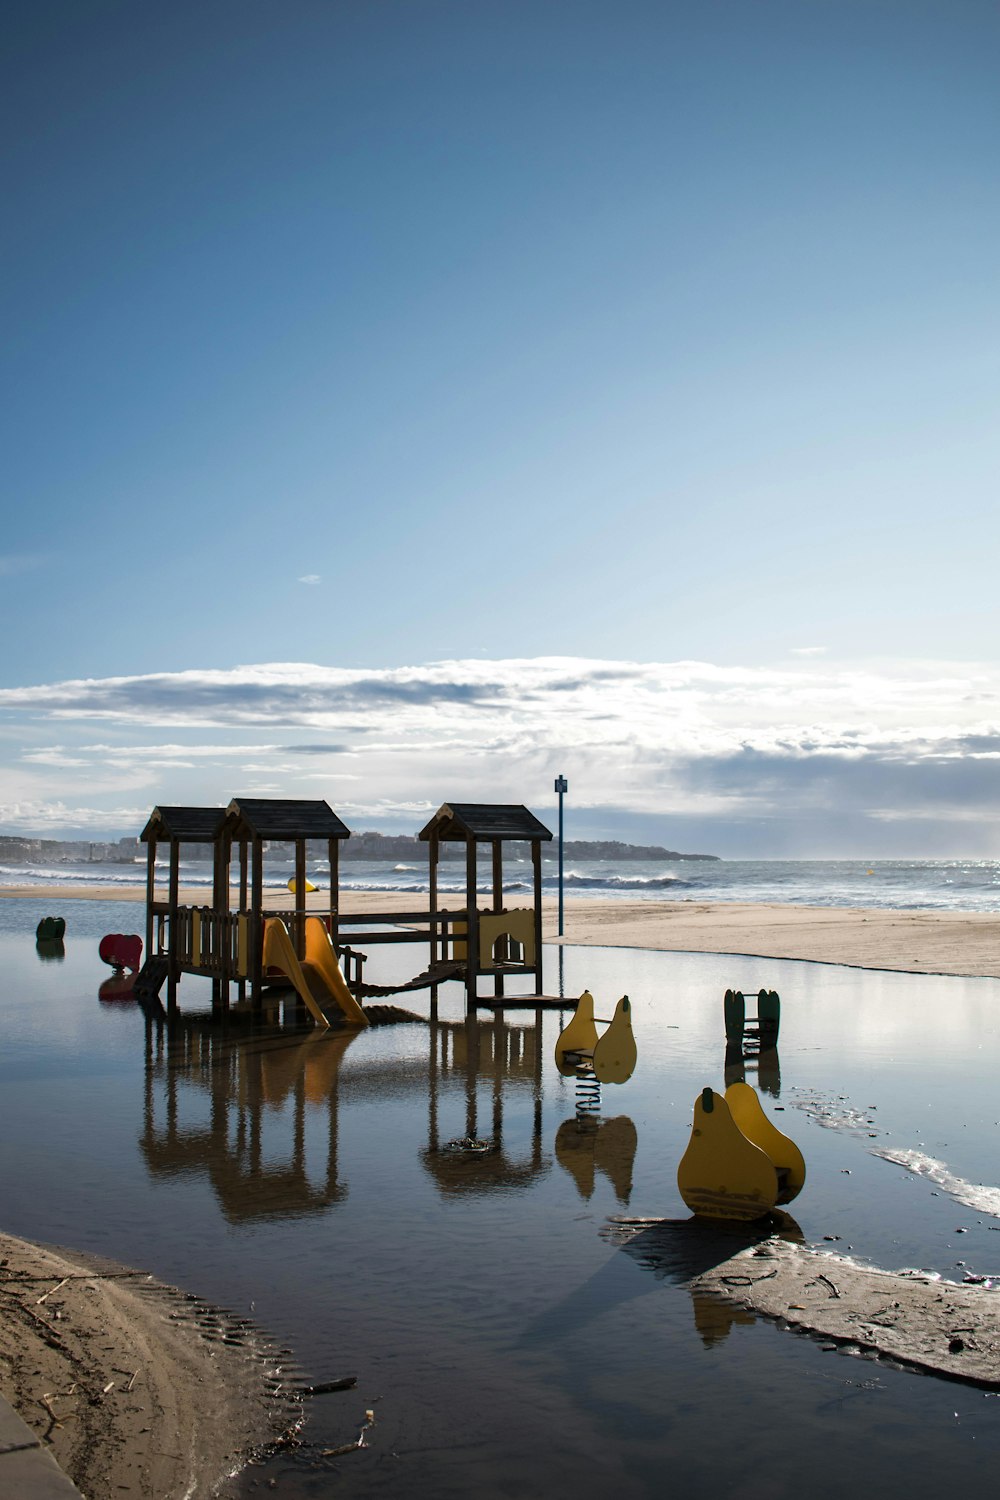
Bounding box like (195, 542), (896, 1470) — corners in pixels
(341, 832), (720, 862)
(0, 835), (139, 866)
(0, 831), (720, 866)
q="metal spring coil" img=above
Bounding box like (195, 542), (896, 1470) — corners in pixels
(575, 1060), (602, 1117)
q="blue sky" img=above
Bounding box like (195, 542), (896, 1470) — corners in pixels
(2, 2), (998, 853)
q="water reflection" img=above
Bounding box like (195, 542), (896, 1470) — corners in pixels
(140, 1015), (356, 1221)
(555, 1116), (637, 1205)
(422, 1013), (551, 1194)
(35, 937), (65, 963)
(138, 1005), (579, 1218)
(99, 973), (136, 1003)
(690, 1294), (758, 1347)
(724, 1040), (781, 1096)
(614, 1212), (803, 1346)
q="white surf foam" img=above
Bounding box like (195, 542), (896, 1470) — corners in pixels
(872, 1148), (1000, 1219)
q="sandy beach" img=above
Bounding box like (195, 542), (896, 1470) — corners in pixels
(0, 1231), (300, 1498)
(5, 884), (998, 977)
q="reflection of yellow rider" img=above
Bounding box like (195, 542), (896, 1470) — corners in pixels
(555, 1115), (637, 1204)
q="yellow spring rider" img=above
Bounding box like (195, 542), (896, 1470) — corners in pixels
(677, 1082), (805, 1221)
(554, 990), (637, 1084)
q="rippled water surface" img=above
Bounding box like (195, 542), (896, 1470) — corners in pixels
(2, 897), (1000, 1498)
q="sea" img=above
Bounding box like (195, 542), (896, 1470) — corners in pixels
(1, 853), (998, 911)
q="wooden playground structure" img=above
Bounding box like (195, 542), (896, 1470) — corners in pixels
(137, 797), (556, 1021)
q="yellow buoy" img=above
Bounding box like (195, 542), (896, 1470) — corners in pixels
(287, 876), (318, 894)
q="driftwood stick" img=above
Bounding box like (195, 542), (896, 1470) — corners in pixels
(40, 1394), (63, 1429)
(6, 1295), (73, 1353)
(4, 1270), (151, 1285)
(301, 1377), (357, 1396)
(37, 1277), (70, 1306)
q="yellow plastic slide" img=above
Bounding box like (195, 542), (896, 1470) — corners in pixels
(303, 918), (368, 1027)
(261, 918), (368, 1029)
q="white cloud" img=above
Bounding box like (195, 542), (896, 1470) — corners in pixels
(0, 800), (149, 831)
(0, 655), (998, 848)
(298, 574), (321, 585)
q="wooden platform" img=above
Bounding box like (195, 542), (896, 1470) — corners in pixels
(470, 994), (572, 1010)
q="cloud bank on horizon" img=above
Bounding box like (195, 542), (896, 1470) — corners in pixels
(1, 654), (997, 857)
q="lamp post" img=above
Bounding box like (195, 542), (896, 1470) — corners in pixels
(554, 774), (568, 937)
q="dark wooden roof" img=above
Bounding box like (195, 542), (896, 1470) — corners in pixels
(140, 806), (227, 844)
(418, 803), (552, 843)
(225, 798), (351, 841)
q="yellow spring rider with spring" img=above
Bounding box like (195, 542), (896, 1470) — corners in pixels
(677, 1082), (805, 1221)
(554, 990), (637, 1084)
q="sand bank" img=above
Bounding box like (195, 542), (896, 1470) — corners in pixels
(4, 884), (998, 977)
(608, 1222), (1000, 1388)
(0, 1231), (300, 1498)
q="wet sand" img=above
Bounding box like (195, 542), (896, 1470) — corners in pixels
(0, 1230), (300, 1498)
(609, 1224), (1000, 1389)
(4, 884), (998, 977)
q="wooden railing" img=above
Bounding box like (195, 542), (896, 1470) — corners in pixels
(151, 903), (371, 987)
(150, 902), (535, 989)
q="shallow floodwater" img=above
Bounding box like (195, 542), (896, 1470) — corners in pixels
(2, 899), (1000, 1497)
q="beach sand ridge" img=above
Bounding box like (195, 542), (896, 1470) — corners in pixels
(0, 1231), (301, 1498)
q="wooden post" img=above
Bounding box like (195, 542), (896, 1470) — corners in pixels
(428, 829), (438, 961)
(465, 836), (479, 1010)
(214, 829), (230, 1011)
(532, 840), (544, 996)
(329, 836), (339, 946)
(251, 837), (263, 1004)
(491, 840), (503, 913)
(294, 839), (306, 957)
(429, 830), (439, 1018)
(145, 837), (156, 958)
(167, 839), (180, 1014)
(492, 838), (504, 998)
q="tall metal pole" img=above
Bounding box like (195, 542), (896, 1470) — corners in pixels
(554, 775), (568, 937)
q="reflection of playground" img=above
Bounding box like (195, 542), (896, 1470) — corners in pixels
(140, 1013), (357, 1222)
(422, 1012), (551, 1194)
(421, 1009), (638, 1202)
(140, 1005), (582, 1219)
(604, 1212), (803, 1346)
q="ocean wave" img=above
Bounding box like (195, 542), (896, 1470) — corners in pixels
(546, 872), (689, 891)
(337, 879), (531, 895)
(3, 856), (998, 911)
(0, 864), (149, 886)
